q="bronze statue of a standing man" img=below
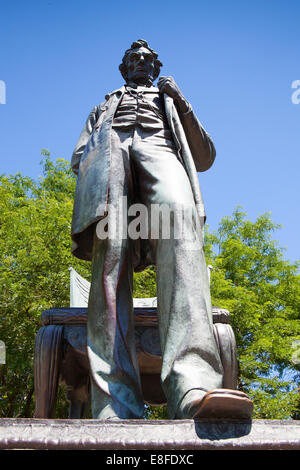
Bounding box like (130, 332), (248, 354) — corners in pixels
(71, 40), (253, 420)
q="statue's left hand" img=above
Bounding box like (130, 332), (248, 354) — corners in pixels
(158, 76), (190, 113)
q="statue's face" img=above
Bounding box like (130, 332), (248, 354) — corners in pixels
(125, 46), (155, 85)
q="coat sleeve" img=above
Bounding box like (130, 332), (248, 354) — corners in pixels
(178, 106), (216, 172)
(71, 106), (99, 174)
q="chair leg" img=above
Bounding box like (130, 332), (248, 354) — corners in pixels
(213, 323), (238, 390)
(34, 325), (64, 418)
(68, 399), (91, 418)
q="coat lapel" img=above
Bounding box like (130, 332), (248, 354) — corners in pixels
(163, 93), (206, 229)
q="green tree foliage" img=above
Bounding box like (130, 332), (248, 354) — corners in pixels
(0, 152), (91, 417)
(0, 157), (299, 419)
(204, 208), (300, 419)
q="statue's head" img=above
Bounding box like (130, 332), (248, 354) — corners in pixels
(119, 39), (163, 86)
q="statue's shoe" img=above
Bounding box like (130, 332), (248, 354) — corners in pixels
(177, 388), (253, 420)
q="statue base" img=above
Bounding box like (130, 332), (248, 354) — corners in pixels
(0, 418), (299, 450)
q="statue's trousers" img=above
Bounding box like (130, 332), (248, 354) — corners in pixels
(87, 126), (223, 419)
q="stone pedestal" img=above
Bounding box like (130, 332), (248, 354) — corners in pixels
(0, 418), (299, 450)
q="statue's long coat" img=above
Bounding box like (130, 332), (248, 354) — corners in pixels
(71, 86), (216, 270)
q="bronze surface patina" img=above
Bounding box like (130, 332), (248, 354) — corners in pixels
(70, 39), (253, 420)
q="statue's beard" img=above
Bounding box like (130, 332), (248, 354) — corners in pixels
(127, 75), (154, 87)
(140, 77), (153, 87)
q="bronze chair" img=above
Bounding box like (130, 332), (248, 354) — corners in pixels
(34, 305), (238, 418)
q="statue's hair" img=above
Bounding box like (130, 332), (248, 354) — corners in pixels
(119, 39), (163, 81)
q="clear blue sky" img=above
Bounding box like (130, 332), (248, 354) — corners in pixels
(0, 0), (299, 263)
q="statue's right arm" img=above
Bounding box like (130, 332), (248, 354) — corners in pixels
(71, 105), (100, 174)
